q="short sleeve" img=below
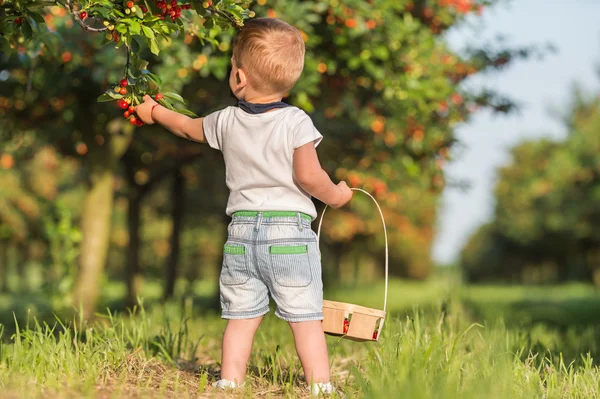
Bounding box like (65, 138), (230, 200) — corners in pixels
(292, 112), (323, 150)
(202, 107), (229, 151)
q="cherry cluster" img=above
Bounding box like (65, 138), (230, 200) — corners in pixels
(153, 0), (193, 21)
(114, 78), (145, 126)
(117, 100), (144, 126)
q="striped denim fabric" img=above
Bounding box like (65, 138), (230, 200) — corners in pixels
(219, 212), (323, 322)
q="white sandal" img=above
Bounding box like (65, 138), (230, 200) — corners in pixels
(212, 379), (244, 390)
(311, 382), (339, 396)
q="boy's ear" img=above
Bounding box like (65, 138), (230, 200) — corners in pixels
(236, 69), (248, 88)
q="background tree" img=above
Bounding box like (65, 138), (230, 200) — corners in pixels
(461, 88), (600, 284)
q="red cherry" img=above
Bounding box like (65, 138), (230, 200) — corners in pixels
(126, 1), (134, 8)
(128, 105), (135, 113)
(79, 11), (88, 19)
(118, 100), (129, 109)
(119, 87), (127, 95)
(124, 111), (131, 118)
(135, 120), (144, 127)
(120, 78), (128, 87)
(14, 17), (23, 25)
(140, 5), (148, 12)
(155, 93), (163, 100)
(129, 116), (137, 124)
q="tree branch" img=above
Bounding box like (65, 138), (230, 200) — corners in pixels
(66, 0), (108, 33)
(213, 9), (242, 29)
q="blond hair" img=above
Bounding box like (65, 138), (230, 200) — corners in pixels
(232, 18), (305, 95)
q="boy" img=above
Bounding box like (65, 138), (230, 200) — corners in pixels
(135, 17), (352, 395)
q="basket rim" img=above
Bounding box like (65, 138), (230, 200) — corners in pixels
(323, 299), (386, 318)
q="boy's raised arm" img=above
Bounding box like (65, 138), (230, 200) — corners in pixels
(135, 95), (205, 143)
(293, 142), (352, 208)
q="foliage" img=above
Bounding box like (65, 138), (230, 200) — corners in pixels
(1, 0), (251, 116)
(461, 89), (600, 284)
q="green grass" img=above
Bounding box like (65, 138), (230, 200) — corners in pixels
(0, 278), (599, 398)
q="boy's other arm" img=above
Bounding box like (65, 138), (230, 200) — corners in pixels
(293, 142), (352, 208)
(135, 95), (205, 143)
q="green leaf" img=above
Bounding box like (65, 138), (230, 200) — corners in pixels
(162, 92), (186, 104)
(93, 6), (111, 19)
(159, 99), (175, 111)
(97, 93), (116, 102)
(28, 12), (46, 25)
(142, 70), (163, 86)
(21, 20), (33, 41)
(149, 37), (159, 55)
(176, 108), (198, 118)
(128, 20), (141, 35)
(145, 0), (161, 15)
(141, 25), (155, 39)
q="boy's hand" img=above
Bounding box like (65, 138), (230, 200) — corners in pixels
(135, 95), (159, 125)
(331, 181), (353, 208)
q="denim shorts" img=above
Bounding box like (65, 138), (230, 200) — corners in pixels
(219, 211), (323, 322)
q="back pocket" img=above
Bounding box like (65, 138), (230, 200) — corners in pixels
(221, 244), (250, 286)
(270, 245), (312, 287)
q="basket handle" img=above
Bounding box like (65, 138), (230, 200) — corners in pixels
(316, 188), (389, 313)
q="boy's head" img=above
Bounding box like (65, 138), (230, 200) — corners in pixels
(230, 18), (305, 99)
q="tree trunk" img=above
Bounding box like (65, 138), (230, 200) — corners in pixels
(164, 169), (184, 300)
(126, 190), (143, 308)
(73, 128), (132, 320)
(16, 242), (27, 291)
(0, 241), (7, 292)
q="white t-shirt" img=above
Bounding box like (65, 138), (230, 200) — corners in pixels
(202, 106), (323, 219)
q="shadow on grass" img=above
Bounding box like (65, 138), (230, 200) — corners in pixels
(462, 296), (600, 328)
(0, 288), (221, 338)
(0, 293), (57, 330)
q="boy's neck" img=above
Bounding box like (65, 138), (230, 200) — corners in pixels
(242, 89), (283, 104)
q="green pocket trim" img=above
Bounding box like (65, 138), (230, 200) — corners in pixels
(224, 245), (246, 255)
(269, 245), (308, 255)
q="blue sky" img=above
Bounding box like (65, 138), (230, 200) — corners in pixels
(432, 0), (600, 264)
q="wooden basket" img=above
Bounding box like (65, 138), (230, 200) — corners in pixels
(317, 188), (389, 342)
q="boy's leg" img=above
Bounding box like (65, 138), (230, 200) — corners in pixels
(288, 320), (330, 384)
(221, 316), (263, 385)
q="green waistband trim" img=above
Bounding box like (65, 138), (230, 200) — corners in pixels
(233, 211), (313, 221)
(270, 245), (308, 255)
(224, 244), (246, 255)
